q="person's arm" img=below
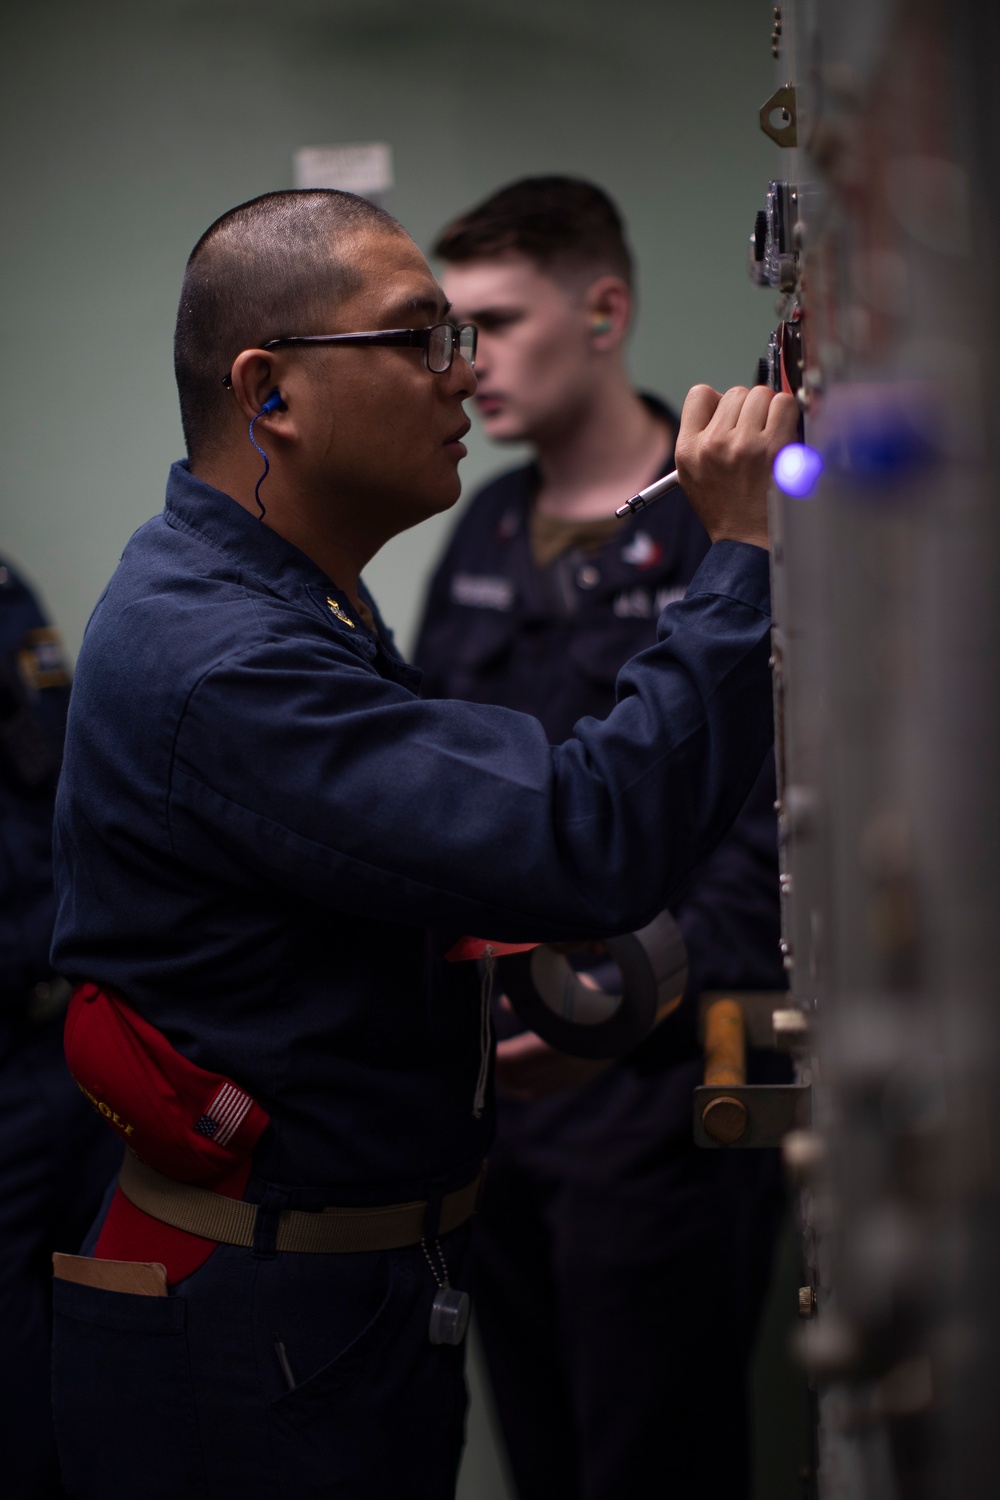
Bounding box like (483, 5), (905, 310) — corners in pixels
(493, 988), (614, 1097)
(166, 540), (768, 939)
(168, 386), (796, 942)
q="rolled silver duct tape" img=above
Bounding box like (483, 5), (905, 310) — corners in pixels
(498, 909), (688, 1060)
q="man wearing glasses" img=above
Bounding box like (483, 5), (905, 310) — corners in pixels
(50, 188), (795, 1499)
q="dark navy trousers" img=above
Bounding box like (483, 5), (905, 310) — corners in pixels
(51, 1223), (473, 1499)
(473, 1055), (787, 1500)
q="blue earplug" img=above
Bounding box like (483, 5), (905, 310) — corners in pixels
(249, 391), (285, 518)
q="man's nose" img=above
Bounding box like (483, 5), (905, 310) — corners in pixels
(446, 350), (477, 398)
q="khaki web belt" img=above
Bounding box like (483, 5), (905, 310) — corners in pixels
(119, 1152), (486, 1254)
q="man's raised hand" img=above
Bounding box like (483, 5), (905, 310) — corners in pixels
(674, 384), (799, 551)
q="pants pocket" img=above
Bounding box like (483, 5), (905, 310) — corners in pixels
(266, 1249), (400, 1486)
(264, 1249), (466, 1499)
(52, 1276), (201, 1500)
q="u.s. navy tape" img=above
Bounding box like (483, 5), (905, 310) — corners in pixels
(498, 909), (688, 1059)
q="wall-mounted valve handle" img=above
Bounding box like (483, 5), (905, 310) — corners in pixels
(700, 997), (749, 1144)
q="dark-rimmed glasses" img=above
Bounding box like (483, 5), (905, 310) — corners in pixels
(221, 322), (476, 387)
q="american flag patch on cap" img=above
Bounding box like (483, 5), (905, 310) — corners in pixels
(193, 1082), (253, 1147)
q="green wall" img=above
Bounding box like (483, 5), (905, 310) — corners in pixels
(1, 3), (807, 1495)
(2, 0), (780, 659)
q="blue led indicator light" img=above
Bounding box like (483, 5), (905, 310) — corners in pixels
(773, 443), (824, 498)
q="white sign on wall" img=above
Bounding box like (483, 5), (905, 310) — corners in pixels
(293, 142), (394, 201)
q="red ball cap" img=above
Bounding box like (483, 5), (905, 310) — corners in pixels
(64, 983), (270, 1283)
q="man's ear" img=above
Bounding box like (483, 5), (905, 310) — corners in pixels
(584, 276), (632, 348)
(228, 349), (293, 427)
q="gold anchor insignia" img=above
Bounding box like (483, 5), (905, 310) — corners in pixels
(326, 597), (355, 628)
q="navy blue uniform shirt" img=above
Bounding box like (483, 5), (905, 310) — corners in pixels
(415, 407), (784, 1060)
(53, 461), (774, 1201)
(417, 401), (708, 735)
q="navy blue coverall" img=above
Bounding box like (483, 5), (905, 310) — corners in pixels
(0, 560), (120, 1500)
(415, 407), (787, 1500)
(51, 460), (775, 1500)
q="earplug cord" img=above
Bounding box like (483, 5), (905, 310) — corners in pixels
(248, 412), (271, 520)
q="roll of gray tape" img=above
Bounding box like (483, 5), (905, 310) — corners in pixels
(498, 909), (688, 1059)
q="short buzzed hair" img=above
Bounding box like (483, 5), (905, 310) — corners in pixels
(174, 189), (403, 460)
(433, 176), (634, 289)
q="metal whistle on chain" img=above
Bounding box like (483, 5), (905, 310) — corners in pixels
(615, 468), (681, 519)
(422, 1237), (471, 1346)
(429, 1286), (471, 1346)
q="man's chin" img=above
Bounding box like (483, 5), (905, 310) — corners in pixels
(479, 412), (528, 445)
(411, 478), (465, 526)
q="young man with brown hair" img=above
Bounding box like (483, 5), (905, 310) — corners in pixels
(416, 177), (789, 1499)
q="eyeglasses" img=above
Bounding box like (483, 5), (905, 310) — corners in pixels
(222, 322), (477, 387)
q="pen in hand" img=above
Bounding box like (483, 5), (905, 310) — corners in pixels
(615, 469), (681, 519)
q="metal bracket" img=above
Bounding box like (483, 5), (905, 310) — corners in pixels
(694, 1082), (811, 1148)
(760, 85), (798, 147)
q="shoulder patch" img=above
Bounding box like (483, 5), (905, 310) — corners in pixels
(18, 626), (70, 691)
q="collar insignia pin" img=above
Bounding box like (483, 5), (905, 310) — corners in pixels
(327, 597), (355, 628)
